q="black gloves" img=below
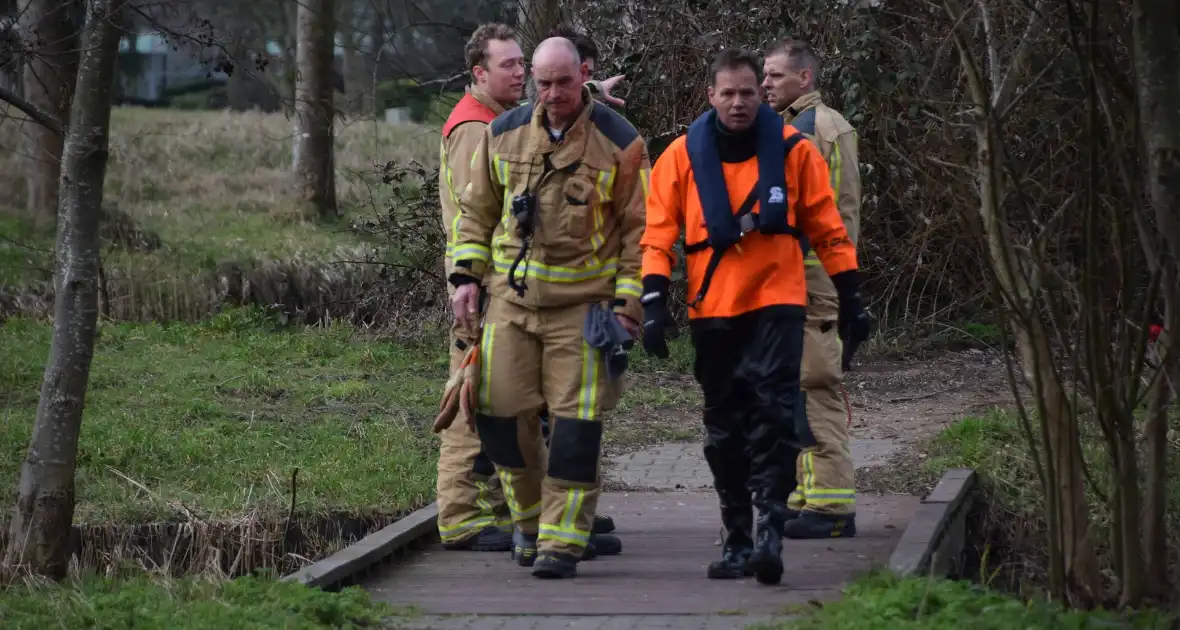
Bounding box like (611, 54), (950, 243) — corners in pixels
(830, 270), (874, 371)
(640, 275), (677, 358)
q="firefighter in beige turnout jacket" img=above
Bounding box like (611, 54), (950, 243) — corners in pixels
(435, 23), (524, 553)
(436, 24), (623, 553)
(450, 37), (650, 580)
(763, 38), (863, 538)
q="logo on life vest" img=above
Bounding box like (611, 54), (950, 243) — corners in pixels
(768, 186), (784, 204)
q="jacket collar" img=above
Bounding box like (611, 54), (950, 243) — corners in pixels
(781, 90), (824, 121)
(467, 84), (508, 116)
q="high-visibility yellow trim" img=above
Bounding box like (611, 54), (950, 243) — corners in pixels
(538, 523), (591, 548)
(801, 451), (856, 508)
(615, 277), (642, 299)
(479, 323), (496, 411)
(453, 243), (490, 264)
(576, 341), (601, 421)
(498, 469), (542, 521)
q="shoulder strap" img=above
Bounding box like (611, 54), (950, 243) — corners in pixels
(684, 131), (811, 310)
(684, 132), (808, 254)
(788, 107), (818, 137)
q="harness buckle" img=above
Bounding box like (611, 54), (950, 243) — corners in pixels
(738, 213), (756, 236)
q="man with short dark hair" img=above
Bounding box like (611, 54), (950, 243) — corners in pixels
(762, 37), (864, 540)
(544, 24), (627, 107)
(639, 47), (871, 584)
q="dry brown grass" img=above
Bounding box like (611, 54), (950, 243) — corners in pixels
(0, 107), (445, 326)
(1, 107), (439, 221)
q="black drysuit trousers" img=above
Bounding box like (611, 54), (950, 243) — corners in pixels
(690, 305), (813, 529)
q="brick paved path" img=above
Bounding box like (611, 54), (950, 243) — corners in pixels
(369, 440), (910, 630)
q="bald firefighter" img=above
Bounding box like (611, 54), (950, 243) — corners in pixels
(434, 23), (525, 553)
(435, 23), (620, 552)
(449, 37), (649, 579)
(763, 38), (866, 539)
(639, 48), (872, 585)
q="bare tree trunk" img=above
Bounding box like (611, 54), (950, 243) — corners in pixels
(3, 0), (125, 580)
(225, 39), (251, 111)
(18, 0), (80, 229)
(365, 6), (384, 117)
(292, 0), (338, 219)
(1132, 0), (1180, 603)
(515, 0), (560, 56)
(1132, 0), (1180, 267)
(1142, 303), (1172, 601)
(943, 0), (1102, 604)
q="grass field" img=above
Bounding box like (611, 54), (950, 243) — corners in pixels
(1, 309), (443, 525)
(1, 107), (446, 324)
(753, 568), (1171, 629)
(0, 573), (401, 630)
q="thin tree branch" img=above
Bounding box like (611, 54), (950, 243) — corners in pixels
(0, 85), (64, 134)
(992, 0), (1048, 109)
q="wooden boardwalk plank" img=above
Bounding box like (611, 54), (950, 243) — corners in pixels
(365, 491), (917, 615)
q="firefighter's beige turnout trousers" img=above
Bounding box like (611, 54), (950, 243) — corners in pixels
(475, 297), (622, 559)
(782, 91), (861, 518)
(436, 281), (511, 544)
(787, 293), (856, 516)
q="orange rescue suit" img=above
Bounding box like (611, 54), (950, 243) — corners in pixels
(640, 124), (858, 320)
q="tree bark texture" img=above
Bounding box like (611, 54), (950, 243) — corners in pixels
(292, 0), (338, 218)
(18, 0), (80, 228)
(3, 0), (125, 580)
(515, 0), (561, 56)
(1132, 0), (1180, 603)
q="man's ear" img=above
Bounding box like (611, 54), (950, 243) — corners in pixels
(707, 85), (716, 102)
(472, 65), (486, 84)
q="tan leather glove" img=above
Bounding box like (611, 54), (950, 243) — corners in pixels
(432, 343), (481, 433)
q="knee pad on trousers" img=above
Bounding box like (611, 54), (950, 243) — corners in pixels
(472, 448), (496, 477)
(786, 391), (818, 450)
(475, 413), (527, 469)
(547, 416), (602, 484)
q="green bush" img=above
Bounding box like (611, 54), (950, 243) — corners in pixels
(374, 79), (441, 122)
(169, 87), (228, 111)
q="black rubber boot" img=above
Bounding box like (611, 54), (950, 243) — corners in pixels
(592, 514), (616, 534)
(784, 510), (857, 539)
(582, 533), (622, 560)
(510, 527), (538, 567)
(441, 525), (513, 552)
(707, 502), (754, 579)
(747, 501), (786, 585)
(532, 551), (580, 579)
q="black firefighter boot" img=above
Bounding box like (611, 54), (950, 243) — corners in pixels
(583, 533), (623, 560)
(532, 551), (581, 579)
(784, 510), (857, 539)
(442, 524), (513, 552)
(746, 499), (787, 585)
(510, 526), (538, 567)
(707, 502), (754, 579)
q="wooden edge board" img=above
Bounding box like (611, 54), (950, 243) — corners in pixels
(280, 501), (440, 588)
(887, 467), (977, 578)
